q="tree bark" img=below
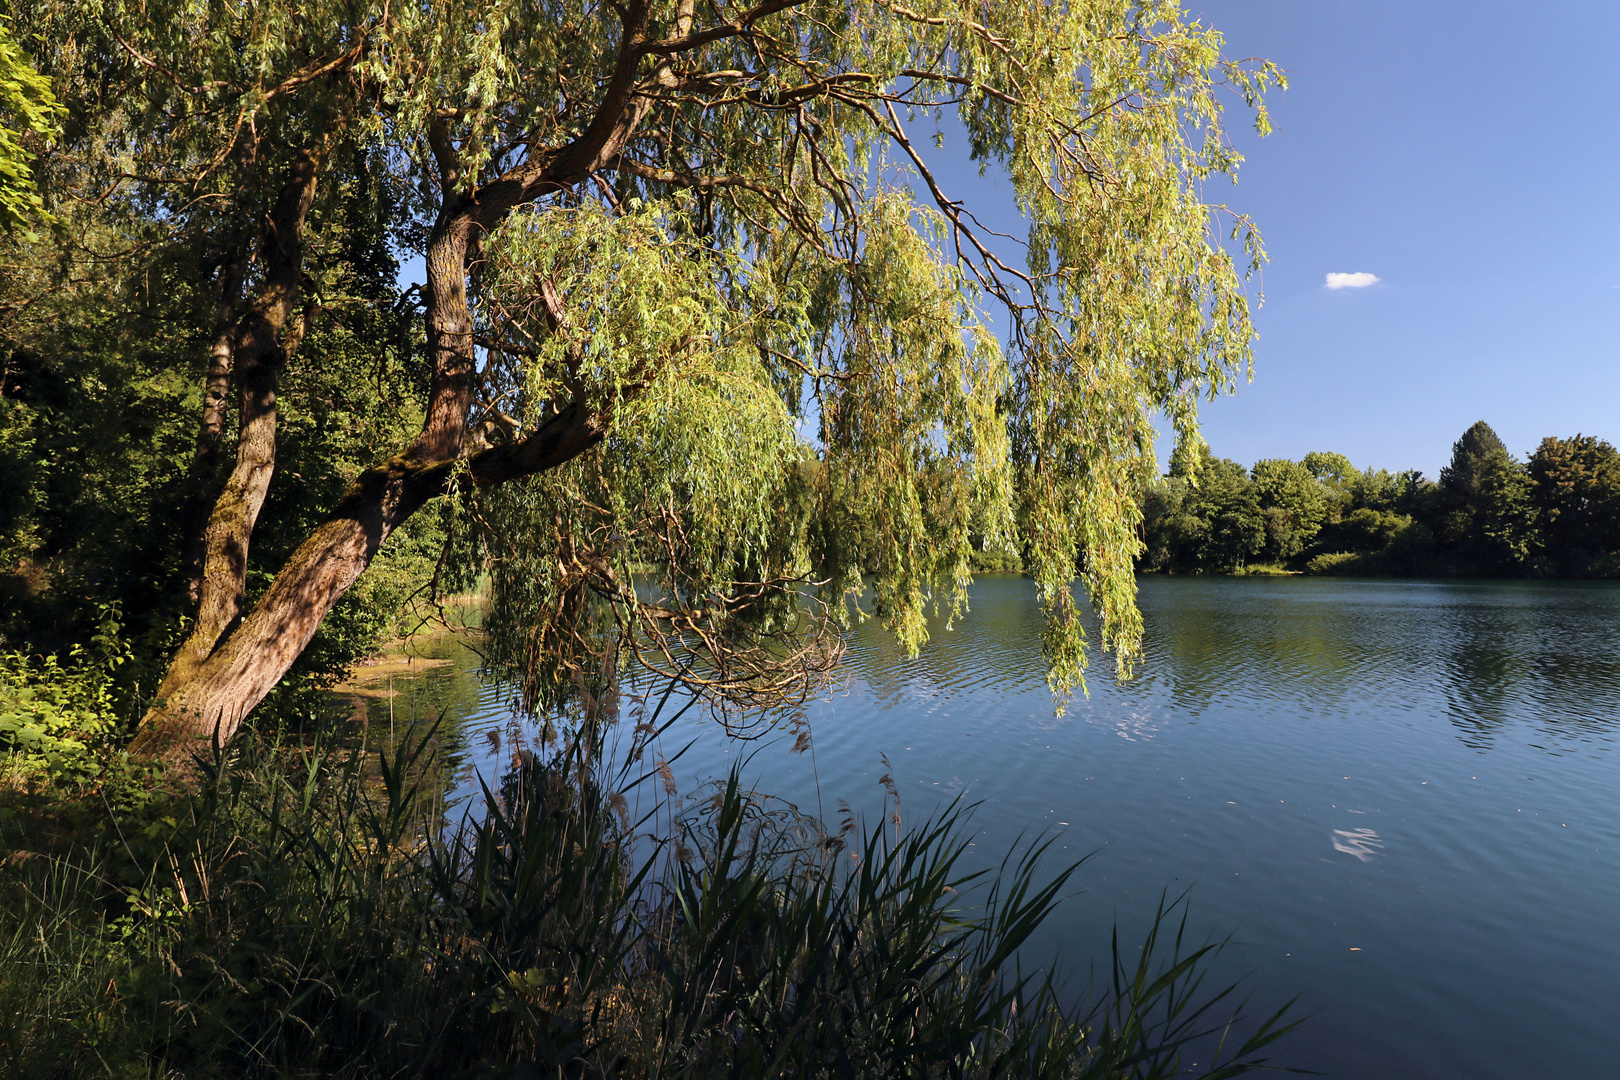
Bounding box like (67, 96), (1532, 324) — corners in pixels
(184, 247), (245, 606)
(129, 399), (612, 766)
(155, 145), (325, 701)
(129, 181), (605, 768)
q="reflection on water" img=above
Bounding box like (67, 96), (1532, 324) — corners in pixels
(1331, 828), (1383, 862)
(1110, 708), (1166, 742)
(838, 576), (1620, 752)
(1121, 577), (1620, 752)
(364, 575), (1620, 1080)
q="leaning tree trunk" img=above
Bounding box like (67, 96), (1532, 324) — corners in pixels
(152, 145), (325, 704)
(128, 401), (611, 767)
(128, 190), (618, 770)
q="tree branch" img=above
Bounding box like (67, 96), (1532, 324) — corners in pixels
(636, 0), (808, 55)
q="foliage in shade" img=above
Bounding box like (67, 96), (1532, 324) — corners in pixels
(1528, 435), (1620, 571)
(1140, 448), (1265, 574)
(0, 130), (443, 688)
(1249, 459), (1328, 563)
(1438, 420), (1510, 504)
(1470, 447), (1537, 570)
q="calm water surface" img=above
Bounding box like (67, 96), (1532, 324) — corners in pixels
(375, 576), (1620, 1079)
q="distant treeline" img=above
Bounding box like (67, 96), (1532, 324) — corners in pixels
(1139, 422), (1620, 578)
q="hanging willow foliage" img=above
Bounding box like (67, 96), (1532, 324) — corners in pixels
(446, 0), (1279, 719)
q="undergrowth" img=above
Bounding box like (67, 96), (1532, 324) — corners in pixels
(0, 606), (134, 787)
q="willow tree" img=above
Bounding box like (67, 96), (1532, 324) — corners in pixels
(28, 0), (1276, 764)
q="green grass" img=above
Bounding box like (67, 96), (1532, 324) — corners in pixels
(0, 713), (1299, 1079)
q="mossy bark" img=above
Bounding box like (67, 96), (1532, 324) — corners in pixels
(155, 145), (325, 704)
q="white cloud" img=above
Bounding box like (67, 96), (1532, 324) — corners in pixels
(1325, 271), (1380, 290)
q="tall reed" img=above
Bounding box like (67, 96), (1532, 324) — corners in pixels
(0, 715), (1298, 1079)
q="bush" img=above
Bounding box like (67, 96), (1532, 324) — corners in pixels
(1304, 551), (1366, 576)
(0, 607), (132, 784)
(970, 542), (1024, 573)
(1320, 509), (1411, 554)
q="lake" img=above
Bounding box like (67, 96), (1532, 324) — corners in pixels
(364, 576), (1620, 1079)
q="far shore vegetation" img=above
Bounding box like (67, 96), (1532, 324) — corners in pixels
(1136, 421), (1620, 580)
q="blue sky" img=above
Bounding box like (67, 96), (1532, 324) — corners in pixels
(1153, 0), (1620, 475)
(914, 1), (1620, 476)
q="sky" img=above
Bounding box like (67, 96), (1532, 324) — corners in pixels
(1151, 0), (1620, 475)
(1181, 0), (1620, 476)
(914, 0), (1620, 477)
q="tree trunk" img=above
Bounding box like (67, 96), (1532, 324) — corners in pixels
(184, 248), (244, 607)
(157, 147), (325, 701)
(129, 398), (611, 766)
(130, 182), (608, 768)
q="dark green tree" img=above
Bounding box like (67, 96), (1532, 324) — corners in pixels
(1140, 442), (1266, 573)
(1188, 457), (1265, 571)
(1342, 467), (1399, 513)
(1473, 450), (1537, 572)
(1430, 421), (1538, 572)
(0, 187), (441, 681)
(1319, 508), (1412, 554)
(1435, 421), (1508, 549)
(1439, 421), (1510, 503)
(1528, 435), (1620, 574)
(1250, 458), (1328, 562)
(1138, 476), (1199, 572)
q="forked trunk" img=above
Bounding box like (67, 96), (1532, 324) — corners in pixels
(128, 400), (610, 767)
(160, 147), (324, 699)
(131, 191), (613, 771)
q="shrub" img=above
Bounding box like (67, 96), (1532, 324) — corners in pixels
(1324, 509), (1412, 553)
(970, 542), (1024, 573)
(0, 607), (132, 784)
(1305, 551), (1365, 576)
